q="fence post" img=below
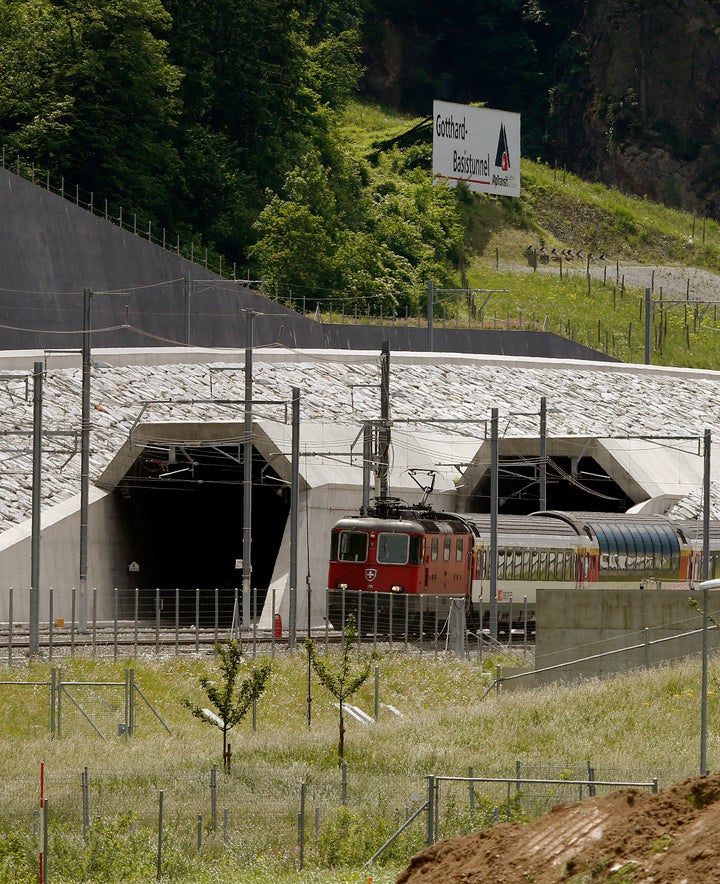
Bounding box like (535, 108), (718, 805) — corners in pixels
(197, 815), (202, 853)
(48, 588), (54, 661)
(341, 762), (348, 806)
(195, 589), (200, 653)
(426, 775), (435, 845)
(92, 588), (97, 652)
(8, 586), (13, 666)
(588, 764), (596, 798)
(210, 766), (217, 832)
(156, 791), (164, 881)
(155, 588), (160, 656)
(57, 667), (63, 739)
(298, 782), (306, 870)
(50, 668), (57, 738)
(128, 669), (135, 736)
(82, 768), (90, 838)
(468, 767), (475, 815)
(113, 588), (119, 662)
(70, 586), (76, 656)
(134, 588), (139, 657)
(40, 791), (49, 884)
(374, 665), (380, 721)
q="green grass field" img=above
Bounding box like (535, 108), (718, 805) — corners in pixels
(0, 647), (715, 883)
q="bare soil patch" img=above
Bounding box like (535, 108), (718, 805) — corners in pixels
(397, 774), (720, 883)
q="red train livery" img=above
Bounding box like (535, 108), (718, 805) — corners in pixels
(327, 500), (718, 635)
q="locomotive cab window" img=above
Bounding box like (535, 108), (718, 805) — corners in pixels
(377, 532), (410, 564)
(337, 530), (369, 562)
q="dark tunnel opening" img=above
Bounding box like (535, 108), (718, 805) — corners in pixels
(113, 443), (290, 625)
(469, 454), (633, 515)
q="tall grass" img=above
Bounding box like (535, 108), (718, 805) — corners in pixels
(0, 650), (716, 882)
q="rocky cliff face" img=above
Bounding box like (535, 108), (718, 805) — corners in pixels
(573, 0), (720, 213)
(362, 0), (720, 214)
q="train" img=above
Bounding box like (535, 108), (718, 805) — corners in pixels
(326, 498), (720, 637)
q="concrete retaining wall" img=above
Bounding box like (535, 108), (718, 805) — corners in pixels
(527, 587), (720, 685)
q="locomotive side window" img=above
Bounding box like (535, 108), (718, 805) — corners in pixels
(409, 535), (422, 565)
(455, 538), (464, 562)
(338, 530), (369, 562)
(377, 532), (409, 564)
(443, 538), (451, 561)
(431, 538), (439, 561)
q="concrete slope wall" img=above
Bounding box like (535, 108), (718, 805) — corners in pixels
(0, 167), (612, 360)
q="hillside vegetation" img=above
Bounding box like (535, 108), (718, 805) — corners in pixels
(5, 0), (720, 357)
(0, 649), (713, 883)
(317, 103), (720, 371)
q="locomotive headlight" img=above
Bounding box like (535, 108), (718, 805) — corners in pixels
(337, 582), (349, 590)
(390, 584), (404, 593)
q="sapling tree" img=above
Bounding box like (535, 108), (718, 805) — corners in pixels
(184, 640), (271, 772)
(305, 615), (375, 762)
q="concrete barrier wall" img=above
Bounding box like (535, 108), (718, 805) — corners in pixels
(0, 490), (135, 622)
(531, 587), (720, 684)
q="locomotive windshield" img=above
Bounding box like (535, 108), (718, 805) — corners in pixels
(376, 532), (422, 564)
(335, 530), (369, 562)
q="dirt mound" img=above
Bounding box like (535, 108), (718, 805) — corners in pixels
(396, 775), (720, 883)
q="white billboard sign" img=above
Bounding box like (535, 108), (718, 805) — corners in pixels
(432, 100), (521, 197)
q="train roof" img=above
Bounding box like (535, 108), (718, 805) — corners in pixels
(462, 510), (687, 557)
(332, 514), (469, 535)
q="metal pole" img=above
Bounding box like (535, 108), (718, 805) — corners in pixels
(490, 408), (499, 640)
(79, 289), (91, 633)
(184, 272), (191, 345)
(378, 342), (391, 499)
(644, 287), (651, 365)
(156, 790), (164, 881)
(701, 428), (711, 775)
(362, 421), (372, 514)
(539, 396), (547, 511)
(427, 280), (434, 352)
(242, 310), (253, 632)
(30, 361), (43, 656)
(288, 387), (300, 648)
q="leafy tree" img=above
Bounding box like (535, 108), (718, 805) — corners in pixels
(305, 615), (374, 762)
(184, 641), (271, 773)
(0, 0), (182, 217)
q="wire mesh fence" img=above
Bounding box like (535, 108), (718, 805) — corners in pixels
(0, 758), (695, 881)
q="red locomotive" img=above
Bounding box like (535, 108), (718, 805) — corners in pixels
(327, 501), (714, 637)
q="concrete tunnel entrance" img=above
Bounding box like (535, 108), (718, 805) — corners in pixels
(113, 441), (290, 626)
(463, 454), (633, 514)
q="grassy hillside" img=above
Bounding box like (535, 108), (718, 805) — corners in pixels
(0, 649), (714, 883)
(338, 103), (720, 371)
